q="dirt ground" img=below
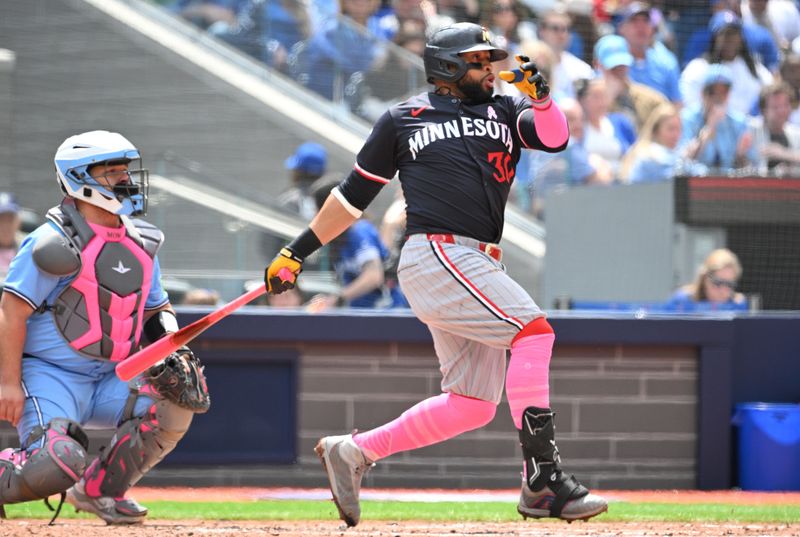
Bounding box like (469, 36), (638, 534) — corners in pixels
(3, 519), (799, 537)
(1, 488), (798, 537)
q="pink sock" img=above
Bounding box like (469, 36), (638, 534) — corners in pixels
(353, 392), (496, 462)
(506, 320), (555, 429)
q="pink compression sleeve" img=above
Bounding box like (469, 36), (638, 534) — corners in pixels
(531, 100), (569, 149)
(353, 393), (496, 462)
(505, 332), (554, 429)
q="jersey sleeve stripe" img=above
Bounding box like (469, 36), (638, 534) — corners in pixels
(2, 287), (39, 311)
(516, 108), (534, 150)
(332, 186), (364, 218)
(354, 162), (391, 184)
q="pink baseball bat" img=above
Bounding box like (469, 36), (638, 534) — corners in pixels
(115, 268), (294, 381)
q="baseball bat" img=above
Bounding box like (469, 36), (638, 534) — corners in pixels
(115, 268), (293, 381)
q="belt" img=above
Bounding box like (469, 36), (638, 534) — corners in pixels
(425, 233), (503, 262)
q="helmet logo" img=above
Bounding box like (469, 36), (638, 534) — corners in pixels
(481, 27), (490, 43)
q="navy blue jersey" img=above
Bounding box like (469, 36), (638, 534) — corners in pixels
(338, 92), (564, 243)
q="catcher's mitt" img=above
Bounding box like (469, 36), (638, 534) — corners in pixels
(145, 346), (210, 413)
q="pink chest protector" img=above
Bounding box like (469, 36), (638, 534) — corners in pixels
(45, 202), (164, 361)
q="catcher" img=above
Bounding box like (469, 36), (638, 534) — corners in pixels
(0, 130), (210, 524)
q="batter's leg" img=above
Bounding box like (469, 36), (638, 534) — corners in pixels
(508, 318), (608, 521)
(316, 392), (496, 527)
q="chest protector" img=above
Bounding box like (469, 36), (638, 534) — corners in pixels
(40, 202), (164, 361)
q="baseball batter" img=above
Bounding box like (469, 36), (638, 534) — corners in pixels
(265, 23), (607, 526)
(0, 131), (209, 524)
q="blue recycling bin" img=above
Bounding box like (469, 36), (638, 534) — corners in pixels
(734, 403), (800, 491)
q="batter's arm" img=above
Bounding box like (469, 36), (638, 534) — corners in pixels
(264, 192), (359, 294)
(266, 111), (396, 294)
(516, 102), (569, 153)
(0, 292), (35, 426)
(500, 57), (569, 152)
(309, 192), (360, 245)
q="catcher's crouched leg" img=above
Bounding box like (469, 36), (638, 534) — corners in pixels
(69, 399), (194, 524)
(0, 419), (89, 508)
(69, 347), (209, 524)
(83, 399), (194, 498)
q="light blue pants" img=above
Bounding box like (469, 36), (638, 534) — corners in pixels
(18, 356), (153, 451)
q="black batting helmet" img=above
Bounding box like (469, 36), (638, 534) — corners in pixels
(423, 23), (508, 84)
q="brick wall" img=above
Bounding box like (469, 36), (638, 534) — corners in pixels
(0, 341), (698, 490)
(290, 341), (698, 490)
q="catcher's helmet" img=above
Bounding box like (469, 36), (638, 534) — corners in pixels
(54, 130), (149, 216)
(423, 23), (508, 83)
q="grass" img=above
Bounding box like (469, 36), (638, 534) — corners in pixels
(3, 500), (800, 524)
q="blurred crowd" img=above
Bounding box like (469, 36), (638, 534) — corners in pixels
(0, 193), (24, 279)
(152, 0), (800, 310)
(162, 0), (800, 220)
(9, 1), (790, 311)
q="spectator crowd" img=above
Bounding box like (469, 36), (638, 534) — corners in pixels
(164, 0), (800, 220)
(138, 1), (800, 310)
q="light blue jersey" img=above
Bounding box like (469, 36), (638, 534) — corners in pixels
(3, 220), (168, 448)
(4, 222), (169, 368)
(629, 42), (682, 103)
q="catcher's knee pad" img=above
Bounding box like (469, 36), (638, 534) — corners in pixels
(83, 400), (193, 498)
(0, 418), (89, 504)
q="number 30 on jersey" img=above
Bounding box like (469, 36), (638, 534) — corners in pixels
(487, 152), (515, 183)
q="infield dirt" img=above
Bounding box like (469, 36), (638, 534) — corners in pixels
(2, 519), (799, 537)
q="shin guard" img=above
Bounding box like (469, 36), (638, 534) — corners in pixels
(519, 407), (589, 517)
(0, 418), (89, 505)
(82, 399), (193, 498)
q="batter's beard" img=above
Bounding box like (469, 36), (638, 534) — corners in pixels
(457, 77), (493, 104)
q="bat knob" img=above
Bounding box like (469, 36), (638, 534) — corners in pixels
(277, 267), (295, 283)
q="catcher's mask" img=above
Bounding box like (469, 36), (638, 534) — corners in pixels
(54, 130), (149, 217)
